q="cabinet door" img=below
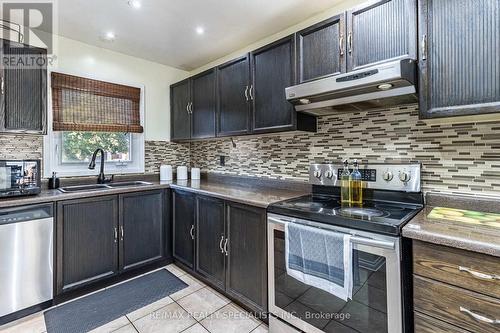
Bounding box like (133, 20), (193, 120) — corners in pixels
(251, 35), (296, 133)
(217, 55), (251, 136)
(119, 190), (164, 272)
(225, 202), (267, 313)
(195, 196), (225, 289)
(56, 196), (119, 295)
(0, 40), (47, 133)
(346, 0), (417, 72)
(419, 0), (500, 118)
(170, 79), (191, 141)
(172, 190), (195, 269)
(296, 14), (346, 83)
(192, 69), (216, 139)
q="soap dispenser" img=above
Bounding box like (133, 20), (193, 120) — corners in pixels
(350, 159), (363, 207)
(340, 159), (351, 207)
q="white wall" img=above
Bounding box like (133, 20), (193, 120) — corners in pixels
(190, 0), (366, 75)
(51, 36), (189, 141)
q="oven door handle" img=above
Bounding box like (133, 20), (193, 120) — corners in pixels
(268, 216), (395, 250)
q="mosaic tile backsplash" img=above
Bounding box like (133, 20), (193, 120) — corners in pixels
(2, 104), (500, 196)
(0, 135), (189, 176)
(144, 141), (190, 173)
(190, 105), (500, 196)
(0, 135), (43, 160)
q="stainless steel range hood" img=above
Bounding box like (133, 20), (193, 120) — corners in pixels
(285, 59), (418, 115)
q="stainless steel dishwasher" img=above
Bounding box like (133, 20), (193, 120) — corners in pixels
(0, 204), (54, 321)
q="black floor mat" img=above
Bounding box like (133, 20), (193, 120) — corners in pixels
(44, 269), (187, 333)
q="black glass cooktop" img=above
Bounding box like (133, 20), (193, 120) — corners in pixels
(268, 194), (423, 236)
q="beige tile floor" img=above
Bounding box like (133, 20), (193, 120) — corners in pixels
(0, 265), (268, 333)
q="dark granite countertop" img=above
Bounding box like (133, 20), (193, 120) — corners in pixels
(168, 179), (308, 208)
(0, 174), (309, 209)
(403, 192), (500, 257)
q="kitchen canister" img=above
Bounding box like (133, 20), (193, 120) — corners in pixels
(191, 167), (201, 180)
(159, 165), (173, 181)
(177, 166), (188, 180)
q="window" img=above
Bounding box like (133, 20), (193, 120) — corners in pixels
(60, 132), (131, 163)
(44, 72), (144, 177)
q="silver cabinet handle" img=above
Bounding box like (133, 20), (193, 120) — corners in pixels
(186, 102), (190, 114)
(114, 227), (118, 243)
(244, 86), (249, 101)
(1, 77), (4, 95)
(190, 225), (195, 240)
(459, 266), (500, 280)
(120, 225), (124, 241)
(223, 238), (229, 256)
(347, 31), (353, 54)
(339, 33), (344, 56)
(421, 34), (427, 60)
(249, 85), (254, 100)
(460, 307), (500, 324)
(219, 235), (225, 254)
(189, 102), (193, 114)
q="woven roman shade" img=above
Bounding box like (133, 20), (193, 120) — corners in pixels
(51, 72), (143, 133)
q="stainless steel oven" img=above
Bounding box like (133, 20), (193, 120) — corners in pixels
(268, 213), (403, 333)
(0, 160), (41, 198)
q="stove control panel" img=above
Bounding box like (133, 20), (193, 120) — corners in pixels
(337, 168), (377, 182)
(309, 163), (421, 192)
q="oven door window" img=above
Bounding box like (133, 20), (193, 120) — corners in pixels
(273, 229), (392, 333)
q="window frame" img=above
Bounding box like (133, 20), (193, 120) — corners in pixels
(43, 70), (145, 178)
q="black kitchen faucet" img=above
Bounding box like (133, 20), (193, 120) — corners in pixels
(88, 148), (114, 184)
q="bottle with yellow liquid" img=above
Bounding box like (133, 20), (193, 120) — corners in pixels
(340, 159), (351, 207)
(350, 159), (363, 207)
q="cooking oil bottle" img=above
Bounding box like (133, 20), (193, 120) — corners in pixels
(340, 159), (351, 207)
(350, 159), (363, 207)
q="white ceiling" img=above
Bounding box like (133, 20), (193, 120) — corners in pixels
(56, 0), (341, 70)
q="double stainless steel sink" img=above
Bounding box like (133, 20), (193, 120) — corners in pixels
(58, 181), (153, 193)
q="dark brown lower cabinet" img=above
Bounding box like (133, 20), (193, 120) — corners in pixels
(174, 190), (268, 315)
(173, 190), (196, 268)
(56, 196), (119, 295)
(56, 190), (170, 296)
(195, 196), (226, 289)
(119, 190), (165, 272)
(225, 202), (268, 313)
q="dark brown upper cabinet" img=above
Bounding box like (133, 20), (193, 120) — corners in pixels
(217, 55), (251, 137)
(170, 78), (191, 141)
(346, 0), (417, 72)
(296, 14), (347, 83)
(418, 0), (500, 119)
(191, 69), (216, 139)
(0, 39), (47, 134)
(251, 35), (316, 134)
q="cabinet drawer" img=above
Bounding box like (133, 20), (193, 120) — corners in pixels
(414, 275), (500, 333)
(413, 240), (500, 298)
(414, 311), (470, 333)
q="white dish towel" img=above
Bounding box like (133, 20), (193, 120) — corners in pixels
(285, 222), (353, 301)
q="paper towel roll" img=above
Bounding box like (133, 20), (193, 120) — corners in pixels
(177, 166), (188, 180)
(160, 165), (172, 181)
(191, 167), (200, 180)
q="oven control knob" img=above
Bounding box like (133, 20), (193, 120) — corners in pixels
(399, 171), (411, 183)
(313, 170), (322, 179)
(382, 171), (393, 182)
(324, 170), (334, 179)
